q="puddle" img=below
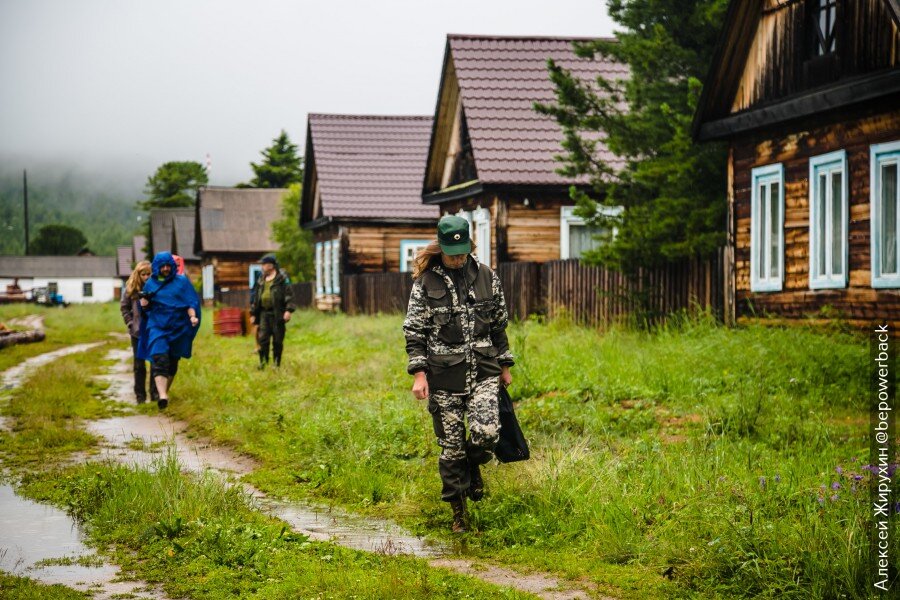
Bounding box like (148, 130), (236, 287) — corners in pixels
(0, 484), (163, 599)
(1, 342), (103, 390)
(6, 314), (45, 331)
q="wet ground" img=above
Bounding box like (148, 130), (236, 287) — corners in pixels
(1, 341), (602, 599)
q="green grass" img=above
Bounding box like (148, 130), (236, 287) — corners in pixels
(18, 454), (533, 600)
(0, 345), (120, 469)
(0, 303), (124, 372)
(156, 309), (892, 599)
(0, 573), (88, 599)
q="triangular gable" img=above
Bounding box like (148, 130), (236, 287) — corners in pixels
(694, 0), (900, 141)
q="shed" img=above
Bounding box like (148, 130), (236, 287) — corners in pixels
(0, 255), (121, 303)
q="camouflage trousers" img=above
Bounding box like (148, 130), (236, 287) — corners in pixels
(428, 377), (500, 502)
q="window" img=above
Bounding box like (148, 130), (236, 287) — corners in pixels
(472, 207), (491, 265)
(810, 0), (837, 56)
(330, 239), (340, 294)
(83, 282), (93, 297)
(315, 242), (324, 295)
(750, 164), (784, 292)
(201, 264), (214, 300)
(400, 240), (431, 273)
(248, 264), (263, 289)
(871, 140), (900, 288)
(809, 150), (848, 289)
(323, 241), (332, 294)
(560, 205), (621, 259)
(47, 282), (58, 295)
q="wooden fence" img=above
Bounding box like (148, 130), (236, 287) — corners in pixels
(215, 282), (315, 310)
(335, 250), (724, 325)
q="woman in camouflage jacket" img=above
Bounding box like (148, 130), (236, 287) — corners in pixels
(403, 215), (513, 533)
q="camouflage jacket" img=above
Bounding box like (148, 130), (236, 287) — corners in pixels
(403, 256), (514, 394)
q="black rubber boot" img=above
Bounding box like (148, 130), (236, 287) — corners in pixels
(273, 349), (282, 368)
(468, 461), (484, 501)
(450, 496), (468, 533)
(258, 351), (268, 370)
(157, 398), (168, 410)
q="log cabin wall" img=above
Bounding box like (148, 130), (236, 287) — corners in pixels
(438, 190), (574, 266)
(202, 254), (261, 291)
(733, 100), (900, 323)
(343, 223), (437, 274)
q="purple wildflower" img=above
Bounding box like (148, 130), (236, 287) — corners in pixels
(835, 466), (843, 475)
(759, 477), (767, 489)
(853, 474), (863, 481)
(817, 497), (825, 506)
(831, 482), (841, 491)
(774, 474), (781, 483)
(831, 494), (839, 502)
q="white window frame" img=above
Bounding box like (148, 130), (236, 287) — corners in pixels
(248, 264), (263, 289)
(322, 241), (332, 295)
(315, 242), (324, 295)
(472, 207), (491, 265)
(400, 239), (431, 273)
(559, 205), (622, 260)
(808, 150), (848, 289)
(750, 163), (785, 292)
(201, 264), (214, 300)
(82, 281), (93, 298)
(871, 140), (900, 289)
(330, 239), (340, 294)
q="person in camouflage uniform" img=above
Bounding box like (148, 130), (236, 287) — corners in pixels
(403, 215), (514, 533)
(250, 255), (296, 368)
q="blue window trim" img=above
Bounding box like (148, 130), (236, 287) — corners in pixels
(750, 163), (785, 293)
(808, 150), (848, 289)
(331, 239), (340, 294)
(248, 264), (263, 290)
(400, 240), (432, 273)
(871, 140), (900, 289)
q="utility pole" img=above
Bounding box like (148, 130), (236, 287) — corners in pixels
(23, 170), (29, 255)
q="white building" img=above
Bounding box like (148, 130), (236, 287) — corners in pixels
(0, 256), (123, 304)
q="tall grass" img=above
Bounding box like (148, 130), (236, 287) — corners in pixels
(20, 454), (532, 600)
(166, 310), (887, 598)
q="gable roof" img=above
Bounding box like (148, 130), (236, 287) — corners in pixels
(195, 187), (284, 255)
(301, 114), (438, 225)
(423, 34), (627, 196)
(693, 0), (900, 141)
(150, 208), (199, 261)
(0, 255), (119, 279)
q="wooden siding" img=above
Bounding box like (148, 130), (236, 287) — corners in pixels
(732, 101), (900, 322)
(439, 191), (574, 266)
(343, 224), (436, 274)
(203, 254), (260, 291)
(732, 0), (899, 113)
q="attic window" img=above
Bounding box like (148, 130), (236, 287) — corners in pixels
(810, 0), (837, 56)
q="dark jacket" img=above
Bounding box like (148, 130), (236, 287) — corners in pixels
(120, 289), (142, 338)
(403, 256), (513, 394)
(250, 270), (296, 321)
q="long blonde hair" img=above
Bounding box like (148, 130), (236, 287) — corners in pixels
(125, 260), (151, 299)
(412, 239), (477, 280)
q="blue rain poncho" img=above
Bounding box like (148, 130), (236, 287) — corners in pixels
(137, 252), (201, 361)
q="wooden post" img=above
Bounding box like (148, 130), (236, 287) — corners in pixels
(724, 147), (736, 326)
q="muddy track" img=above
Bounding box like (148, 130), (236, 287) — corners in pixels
(87, 346), (609, 600)
(0, 342), (167, 600)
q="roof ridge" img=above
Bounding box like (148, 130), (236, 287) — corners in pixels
(309, 113), (433, 121)
(447, 33), (616, 42)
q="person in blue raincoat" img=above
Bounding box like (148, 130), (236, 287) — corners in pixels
(137, 252), (201, 409)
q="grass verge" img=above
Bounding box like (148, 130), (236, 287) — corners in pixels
(161, 309), (892, 599)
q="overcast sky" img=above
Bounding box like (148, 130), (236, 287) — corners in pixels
(0, 0), (614, 191)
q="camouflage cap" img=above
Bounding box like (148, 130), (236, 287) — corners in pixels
(437, 215), (472, 255)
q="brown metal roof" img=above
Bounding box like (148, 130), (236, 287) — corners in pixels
(150, 208), (200, 261)
(434, 34), (627, 187)
(305, 114), (438, 221)
(196, 187), (284, 254)
(0, 255), (119, 278)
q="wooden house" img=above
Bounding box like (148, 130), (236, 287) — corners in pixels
(693, 0), (900, 326)
(194, 186), (285, 295)
(149, 208), (201, 281)
(421, 34), (626, 267)
(300, 114), (438, 309)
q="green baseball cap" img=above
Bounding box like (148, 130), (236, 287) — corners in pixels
(437, 215), (472, 255)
